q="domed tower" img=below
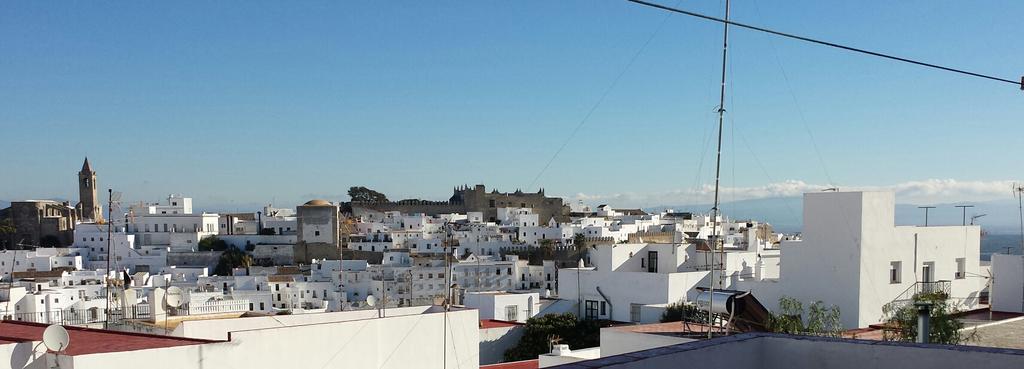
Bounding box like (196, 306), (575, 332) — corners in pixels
(77, 157), (103, 222)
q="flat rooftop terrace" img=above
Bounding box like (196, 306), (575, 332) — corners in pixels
(549, 332), (1024, 369)
(0, 321), (216, 356)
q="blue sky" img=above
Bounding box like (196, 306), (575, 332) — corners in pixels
(1, 1), (1022, 210)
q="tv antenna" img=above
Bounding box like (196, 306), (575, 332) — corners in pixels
(42, 324), (71, 353)
(365, 295), (379, 318)
(954, 205), (974, 226)
(917, 206), (936, 227)
(970, 214), (987, 226)
(164, 286), (184, 333)
(706, 0), (731, 340)
(1015, 184), (1024, 253)
(104, 189), (123, 330)
(165, 286), (185, 308)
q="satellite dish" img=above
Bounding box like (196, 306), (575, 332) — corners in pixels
(42, 325), (70, 352)
(165, 286), (184, 308)
(365, 295), (377, 307)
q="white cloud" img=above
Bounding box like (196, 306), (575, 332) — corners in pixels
(567, 179), (1018, 208)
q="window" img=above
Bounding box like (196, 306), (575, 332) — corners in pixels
(585, 300), (599, 320)
(889, 261), (902, 284)
(260, 302), (265, 310)
(630, 304), (642, 323)
(648, 251), (658, 273)
(600, 301), (606, 316)
(956, 258), (966, 279)
(315, 231), (320, 237)
(506, 305), (519, 321)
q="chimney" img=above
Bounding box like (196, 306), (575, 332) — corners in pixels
(551, 344), (571, 356)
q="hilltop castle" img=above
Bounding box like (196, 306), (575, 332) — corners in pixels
(352, 184), (569, 223)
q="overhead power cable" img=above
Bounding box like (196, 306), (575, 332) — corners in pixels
(525, 1), (680, 191)
(627, 0), (1023, 89)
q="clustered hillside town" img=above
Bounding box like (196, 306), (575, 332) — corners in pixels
(1, 158), (1023, 369)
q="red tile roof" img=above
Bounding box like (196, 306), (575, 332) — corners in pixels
(0, 321), (216, 356)
(479, 319), (523, 329)
(0, 337), (24, 345)
(481, 359), (539, 369)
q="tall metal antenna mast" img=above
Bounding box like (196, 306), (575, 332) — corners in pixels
(1015, 184), (1024, 253)
(707, 0), (730, 339)
(954, 205), (974, 226)
(918, 206), (936, 227)
(105, 188), (113, 329)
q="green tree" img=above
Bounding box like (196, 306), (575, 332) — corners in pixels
(0, 218), (16, 237)
(503, 313), (604, 362)
(198, 236), (229, 251)
(348, 186), (389, 203)
(660, 300), (710, 324)
(214, 247), (252, 276)
(40, 235), (61, 248)
(539, 239), (556, 259)
(1, 218), (18, 249)
(573, 233), (587, 258)
(768, 296), (842, 337)
(572, 233), (586, 248)
(882, 292), (973, 344)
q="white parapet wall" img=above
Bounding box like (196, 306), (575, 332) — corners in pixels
(62, 306), (480, 369)
(992, 253), (1024, 313)
(173, 305), (437, 340)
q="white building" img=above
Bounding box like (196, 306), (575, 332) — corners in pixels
(128, 195), (219, 252)
(991, 253), (1024, 313)
(464, 291), (540, 323)
(1, 305), (481, 369)
(69, 223), (167, 273)
(559, 242), (710, 323)
(735, 191), (983, 328)
(559, 191), (983, 329)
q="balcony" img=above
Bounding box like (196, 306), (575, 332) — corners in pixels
(885, 280), (952, 313)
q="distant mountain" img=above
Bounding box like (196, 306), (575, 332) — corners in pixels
(0, 200), (9, 209)
(647, 197), (1023, 235)
(894, 200), (1022, 234)
(647, 197), (804, 233)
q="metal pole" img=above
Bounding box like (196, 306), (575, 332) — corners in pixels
(1016, 186), (1024, 253)
(105, 189), (112, 329)
(955, 205), (973, 226)
(708, 0), (730, 339)
(443, 221), (450, 368)
(918, 206), (935, 227)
